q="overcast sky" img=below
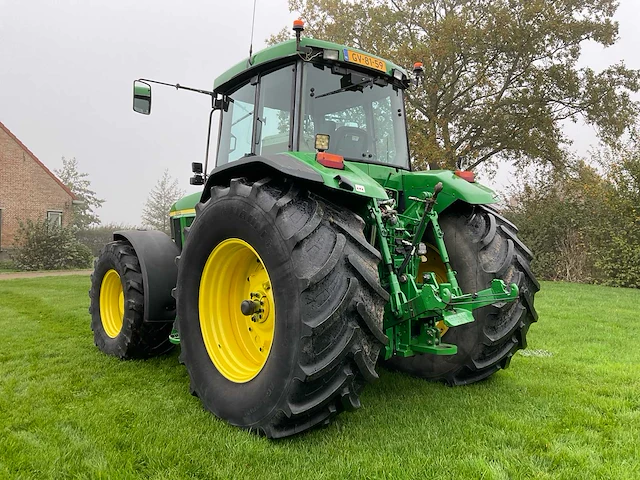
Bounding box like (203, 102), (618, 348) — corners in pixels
(1, 0), (639, 225)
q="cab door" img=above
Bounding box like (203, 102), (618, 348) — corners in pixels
(216, 63), (296, 167)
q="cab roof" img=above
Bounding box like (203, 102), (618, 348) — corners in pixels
(213, 38), (406, 92)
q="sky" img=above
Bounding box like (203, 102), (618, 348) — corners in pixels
(1, 0), (639, 225)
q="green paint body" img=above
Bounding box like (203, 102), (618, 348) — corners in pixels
(164, 37), (517, 356)
(172, 192), (200, 212)
(169, 158), (497, 213)
(213, 38), (406, 92)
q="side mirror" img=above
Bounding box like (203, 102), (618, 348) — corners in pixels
(133, 80), (151, 115)
(190, 162), (205, 185)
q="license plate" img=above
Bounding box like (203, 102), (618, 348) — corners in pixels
(343, 50), (387, 73)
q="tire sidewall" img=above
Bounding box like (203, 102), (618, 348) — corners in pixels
(436, 209), (492, 365)
(178, 194), (301, 428)
(91, 244), (137, 356)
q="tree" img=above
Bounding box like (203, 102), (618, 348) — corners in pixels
(141, 169), (184, 235)
(55, 156), (104, 228)
(276, 0), (640, 171)
(76, 223), (138, 256)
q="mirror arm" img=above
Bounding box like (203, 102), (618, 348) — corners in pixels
(203, 107), (217, 180)
(203, 95), (229, 177)
(138, 78), (214, 97)
(135, 79), (225, 181)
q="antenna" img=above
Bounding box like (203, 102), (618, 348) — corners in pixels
(248, 0), (258, 64)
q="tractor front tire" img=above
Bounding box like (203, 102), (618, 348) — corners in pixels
(89, 240), (174, 358)
(385, 204), (539, 385)
(176, 178), (387, 438)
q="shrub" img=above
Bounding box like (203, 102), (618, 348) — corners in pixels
(503, 163), (602, 283)
(504, 147), (640, 288)
(0, 260), (16, 271)
(590, 149), (640, 287)
(76, 223), (137, 257)
(12, 220), (93, 271)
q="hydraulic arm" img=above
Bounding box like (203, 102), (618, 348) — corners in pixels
(369, 183), (519, 359)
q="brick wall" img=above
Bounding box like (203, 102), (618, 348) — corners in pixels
(0, 122), (75, 253)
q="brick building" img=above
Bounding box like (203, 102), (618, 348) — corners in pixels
(0, 121), (76, 259)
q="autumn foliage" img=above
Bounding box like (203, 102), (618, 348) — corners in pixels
(277, 0), (639, 171)
(504, 139), (640, 287)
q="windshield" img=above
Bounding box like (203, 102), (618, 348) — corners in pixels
(299, 63), (410, 168)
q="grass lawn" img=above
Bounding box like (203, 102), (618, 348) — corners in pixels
(0, 277), (638, 479)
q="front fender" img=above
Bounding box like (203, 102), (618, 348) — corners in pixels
(113, 230), (179, 323)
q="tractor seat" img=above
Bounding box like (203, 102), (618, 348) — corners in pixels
(333, 126), (369, 159)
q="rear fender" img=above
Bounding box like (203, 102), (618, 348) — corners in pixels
(201, 153), (388, 202)
(402, 170), (499, 212)
(113, 230), (179, 323)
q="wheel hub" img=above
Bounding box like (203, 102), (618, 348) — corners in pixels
(199, 238), (276, 383)
(240, 292), (271, 323)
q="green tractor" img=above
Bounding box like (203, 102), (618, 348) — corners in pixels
(90, 22), (538, 438)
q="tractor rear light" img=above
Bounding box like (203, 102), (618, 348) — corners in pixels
(323, 49), (339, 61)
(455, 170), (475, 182)
(392, 69), (405, 81)
(316, 152), (344, 170)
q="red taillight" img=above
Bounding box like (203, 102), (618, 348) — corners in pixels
(455, 170), (475, 182)
(316, 152), (344, 170)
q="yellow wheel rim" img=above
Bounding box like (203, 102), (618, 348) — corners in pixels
(199, 238), (276, 383)
(418, 244), (450, 337)
(100, 269), (124, 338)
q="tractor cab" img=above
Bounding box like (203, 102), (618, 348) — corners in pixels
(134, 29), (412, 177)
(213, 38), (410, 171)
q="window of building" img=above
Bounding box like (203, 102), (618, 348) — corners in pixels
(47, 211), (63, 228)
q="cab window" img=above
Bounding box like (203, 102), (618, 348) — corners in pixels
(216, 64), (295, 166)
(217, 81), (257, 165)
(256, 66), (294, 156)
(299, 62), (409, 168)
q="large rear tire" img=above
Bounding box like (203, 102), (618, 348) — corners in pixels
(89, 240), (174, 359)
(384, 204), (539, 385)
(176, 178), (387, 438)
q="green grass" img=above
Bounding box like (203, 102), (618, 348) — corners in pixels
(0, 278), (638, 479)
